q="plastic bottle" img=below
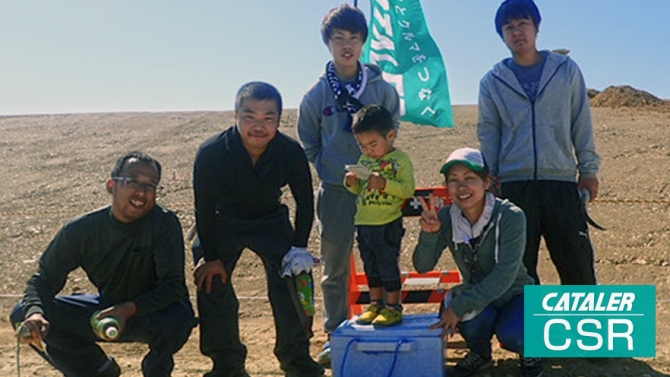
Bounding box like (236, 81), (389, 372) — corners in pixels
(295, 273), (315, 317)
(90, 312), (121, 341)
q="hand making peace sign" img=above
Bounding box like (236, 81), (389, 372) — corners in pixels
(418, 194), (442, 233)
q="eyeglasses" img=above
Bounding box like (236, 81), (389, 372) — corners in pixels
(113, 177), (162, 193)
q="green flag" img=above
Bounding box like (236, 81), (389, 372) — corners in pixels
(362, 0), (454, 128)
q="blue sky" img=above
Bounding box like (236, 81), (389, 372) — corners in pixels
(1, 1), (668, 116)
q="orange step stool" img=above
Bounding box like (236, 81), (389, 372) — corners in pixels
(347, 186), (462, 316)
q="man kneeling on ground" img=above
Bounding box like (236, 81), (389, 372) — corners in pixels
(11, 151), (196, 377)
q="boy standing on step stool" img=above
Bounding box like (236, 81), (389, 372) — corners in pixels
(297, 3), (400, 366)
(344, 105), (415, 326)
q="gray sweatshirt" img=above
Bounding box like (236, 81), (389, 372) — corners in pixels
(297, 63), (400, 186)
(22, 206), (189, 318)
(478, 51), (601, 183)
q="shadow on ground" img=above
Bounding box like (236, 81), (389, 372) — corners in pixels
(450, 357), (670, 377)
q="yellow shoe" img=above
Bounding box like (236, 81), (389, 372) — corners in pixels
(356, 303), (381, 324)
(372, 307), (403, 326)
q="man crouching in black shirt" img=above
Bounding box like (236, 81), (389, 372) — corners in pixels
(193, 82), (323, 377)
(11, 152), (195, 377)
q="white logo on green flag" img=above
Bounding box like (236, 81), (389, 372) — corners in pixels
(362, 0), (454, 128)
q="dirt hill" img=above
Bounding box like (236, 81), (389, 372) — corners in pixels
(590, 85), (667, 108)
(1, 105), (670, 376)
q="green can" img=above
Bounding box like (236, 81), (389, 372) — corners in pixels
(90, 311), (121, 341)
(295, 273), (315, 317)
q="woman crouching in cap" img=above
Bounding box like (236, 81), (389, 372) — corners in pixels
(412, 147), (542, 377)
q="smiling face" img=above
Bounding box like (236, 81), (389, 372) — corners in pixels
(108, 159), (159, 223)
(235, 98), (280, 155)
(354, 129), (396, 160)
(327, 29), (364, 79)
(445, 164), (492, 223)
(502, 18), (539, 57)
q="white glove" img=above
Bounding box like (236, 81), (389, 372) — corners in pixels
(281, 247), (315, 277)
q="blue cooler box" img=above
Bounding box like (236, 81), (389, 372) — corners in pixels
(331, 313), (445, 377)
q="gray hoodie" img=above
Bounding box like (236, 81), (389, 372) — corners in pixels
(478, 51), (600, 183)
(297, 63), (400, 186)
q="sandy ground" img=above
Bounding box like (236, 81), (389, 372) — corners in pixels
(1, 103), (670, 376)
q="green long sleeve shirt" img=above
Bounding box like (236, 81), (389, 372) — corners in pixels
(345, 148), (415, 225)
(22, 205), (189, 318)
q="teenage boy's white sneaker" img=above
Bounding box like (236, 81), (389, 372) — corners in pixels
(316, 342), (331, 369)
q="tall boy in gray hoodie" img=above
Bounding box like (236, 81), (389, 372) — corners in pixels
(297, 3), (400, 367)
(477, 0), (601, 286)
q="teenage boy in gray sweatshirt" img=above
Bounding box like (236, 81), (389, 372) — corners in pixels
(477, 0), (601, 286)
(297, 3), (400, 367)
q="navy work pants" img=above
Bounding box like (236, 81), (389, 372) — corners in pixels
(458, 293), (525, 358)
(11, 294), (195, 377)
(194, 214), (323, 377)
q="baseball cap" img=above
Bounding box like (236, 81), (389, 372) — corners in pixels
(439, 148), (487, 174)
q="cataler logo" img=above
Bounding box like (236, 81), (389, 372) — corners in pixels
(524, 285), (656, 357)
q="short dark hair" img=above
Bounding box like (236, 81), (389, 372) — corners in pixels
(321, 4), (368, 45)
(111, 151), (162, 182)
(352, 105), (395, 136)
(234, 81), (283, 117)
(495, 0), (542, 38)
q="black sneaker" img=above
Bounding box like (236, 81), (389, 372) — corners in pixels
(203, 371), (250, 377)
(452, 352), (493, 377)
(203, 365), (250, 377)
(97, 357), (121, 377)
(520, 357), (544, 377)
